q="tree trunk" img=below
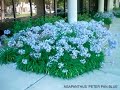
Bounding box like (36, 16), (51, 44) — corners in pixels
(0, 1), (1, 20)
(35, 0), (45, 16)
(1, 0), (5, 21)
(54, 0), (57, 15)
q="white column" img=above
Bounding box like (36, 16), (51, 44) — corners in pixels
(98, 0), (104, 12)
(115, 0), (119, 8)
(68, 0), (77, 23)
(107, 0), (114, 11)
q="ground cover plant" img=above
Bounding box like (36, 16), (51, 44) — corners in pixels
(0, 19), (117, 79)
(78, 13), (92, 21)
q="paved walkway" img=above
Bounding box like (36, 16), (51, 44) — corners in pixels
(0, 18), (120, 90)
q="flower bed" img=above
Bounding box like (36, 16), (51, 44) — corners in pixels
(0, 20), (117, 79)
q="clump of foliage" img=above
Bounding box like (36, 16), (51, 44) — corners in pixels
(93, 12), (114, 25)
(0, 16), (62, 37)
(0, 21), (14, 36)
(11, 16), (62, 34)
(113, 8), (120, 18)
(0, 47), (17, 64)
(78, 13), (92, 21)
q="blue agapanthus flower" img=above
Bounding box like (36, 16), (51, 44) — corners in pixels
(4, 29), (11, 35)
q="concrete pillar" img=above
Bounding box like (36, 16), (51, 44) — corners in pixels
(107, 0), (114, 11)
(68, 0), (77, 23)
(115, 0), (119, 8)
(98, 0), (104, 12)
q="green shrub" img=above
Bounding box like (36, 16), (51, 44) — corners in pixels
(15, 45), (104, 79)
(46, 52), (104, 79)
(0, 16), (62, 36)
(93, 12), (114, 25)
(0, 47), (17, 64)
(11, 16), (62, 34)
(94, 16), (112, 25)
(113, 8), (120, 18)
(78, 13), (92, 21)
(0, 21), (14, 36)
(103, 18), (112, 25)
(0, 21), (14, 31)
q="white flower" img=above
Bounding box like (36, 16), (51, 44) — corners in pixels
(58, 63), (64, 69)
(86, 53), (91, 58)
(71, 50), (79, 59)
(47, 62), (53, 67)
(33, 53), (41, 59)
(80, 59), (86, 64)
(49, 55), (59, 62)
(32, 45), (41, 52)
(4, 29), (11, 35)
(22, 59), (28, 64)
(30, 52), (41, 59)
(8, 39), (16, 47)
(18, 49), (25, 55)
(16, 41), (24, 48)
(62, 69), (68, 73)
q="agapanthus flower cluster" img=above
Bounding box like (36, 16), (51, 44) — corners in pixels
(0, 34), (10, 47)
(30, 52), (41, 59)
(7, 19), (117, 73)
(4, 29), (11, 35)
(94, 12), (115, 19)
(18, 49), (25, 55)
(22, 59), (28, 64)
